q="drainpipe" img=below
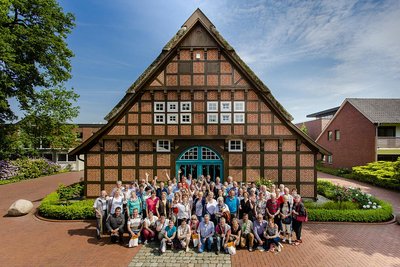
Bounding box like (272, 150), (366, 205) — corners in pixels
(375, 123), (380, 161)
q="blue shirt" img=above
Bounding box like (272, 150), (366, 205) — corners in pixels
(225, 196), (239, 213)
(165, 225), (177, 238)
(197, 220), (215, 238)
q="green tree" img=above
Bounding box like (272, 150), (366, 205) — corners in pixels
(0, 0), (75, 123)
(300, 123), (308, 135)
(20, 86), (79, 151)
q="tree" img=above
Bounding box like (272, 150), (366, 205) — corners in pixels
(20, 86), (79, 151)
(300, 123), (308, 135)
(0, 0), (75, 123)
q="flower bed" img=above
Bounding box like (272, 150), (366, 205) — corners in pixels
(0, 158), (63, 185)
(38, 183), (95, 220)
(305, 180), (393, 222)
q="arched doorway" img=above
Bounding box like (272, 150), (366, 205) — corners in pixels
(176, 146), (223, 182)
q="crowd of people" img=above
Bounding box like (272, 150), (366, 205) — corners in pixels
(93, 171), (307, 255)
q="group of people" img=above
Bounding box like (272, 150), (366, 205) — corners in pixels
(93, 172), (307, 254)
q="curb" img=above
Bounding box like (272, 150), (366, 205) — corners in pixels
(306, 216), (396, 225)
(34, 209), (95, 223)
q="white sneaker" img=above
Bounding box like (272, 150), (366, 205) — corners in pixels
(144, 240), (148, 245)
(277, 245), (282, 252)
(257, 246), (265, 252)
(186, 246), (190, 252)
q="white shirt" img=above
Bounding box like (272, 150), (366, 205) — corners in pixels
(156, 219), (170, 235)
(195, 199), (204, 217)
(144, 216), (158, 228)
(110, 196), (123, 214)
(206, 199), (217, 215)
(128, 217), (142, 230)
(178, 224), (191, 238)
(177, 202), (191, 220)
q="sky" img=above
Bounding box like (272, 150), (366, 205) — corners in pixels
(52, 0), (400, 124)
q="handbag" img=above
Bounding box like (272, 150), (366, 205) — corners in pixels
(283, 215), (292, 224)
(129, 235), (139, 247)
(227, 243), (236, 255)
(192, 233), (199, 247)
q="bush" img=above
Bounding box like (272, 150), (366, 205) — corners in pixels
(255, 177), (274, 189)
(57, 183), (84, 202)
(38, 191), (95, 220)
(0, 160), (19, 181)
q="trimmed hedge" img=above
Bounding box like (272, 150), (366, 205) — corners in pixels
(38, 192), (95, 220)
(306, 179), (393, 222)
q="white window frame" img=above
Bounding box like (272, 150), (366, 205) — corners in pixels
(157, 140), (171, 152)
(220, 101), (232, 112)
(207, 113), (218, 124)
(180, 102), (192, 112)
(327, 155), (333, 164)
(207, 101), (219, 112)
(228, 140), (243, 152)
(234, 101), (245, 112)
(154, 114), (165, 124)
(167, 102), (178, 112)
(180, 113), (192, 124)
(167, 114), (178, 124)
(220, 113), (232, 124)
(154, 102), (165, 112)
(234, 113), (245, 124)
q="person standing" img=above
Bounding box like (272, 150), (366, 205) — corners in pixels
(292, 194), (306, 246)
(93, 190), (109, 239)
(225, 189), (239, 222)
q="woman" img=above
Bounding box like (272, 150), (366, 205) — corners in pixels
(264, 218), (281, 252)
(155, 214), (170, 241)
(160, 220), (177, 254)
(209, 182), (218, 198)
(127, 191), (142, 216)
(171, 193), (180, 224)
(193, 191), (206, 222)
(292, 194), (306, 246)
(205, 192), (218, 225)
(215, 217), (231, 254)
(127, 208), (142, 247)
(255, 192), (266, 219)
(177, 218), (191, 252)
(239, 191), (254, 219)
(157, 191), (169, 219)
(266, 193), (281, 230)
(280, 195), (292, 244)
(237, 188), (244, 202)
(142, 211), (158, 244)
(109, 190), (124, 215)
(230, 218), (242, 247)
(177, 194), (191, 226)
(216, 196), (230, 224)
(146, 190), (159, 218)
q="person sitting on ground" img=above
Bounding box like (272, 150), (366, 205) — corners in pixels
(177, 218), (191, 252)
(93, 190), (109, 239)
(127, 208), (142, 247)
(155, 214), (170, 241)
(230, 218), (242, 248)
(239, 213), (254, 251)
(215, 217), (231, 255)
(106, 207), (125, 244)
(253, 213), (267, 251)
(280, 195), (293, 244)
(141, 211), (158, 244)
(197, 214), (215, 253)
(160, 220), (177, 254)
(264, 218), (282, 252)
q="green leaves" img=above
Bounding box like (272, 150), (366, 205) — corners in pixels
(0, 0), (75, 122)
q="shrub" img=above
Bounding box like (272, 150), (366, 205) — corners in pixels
(255, 177), (274, 189)
(57, 183), (84, 202)
(38, 191), (95, 220)
(14, 158), (61, 180)
(0, 160), (19, 181)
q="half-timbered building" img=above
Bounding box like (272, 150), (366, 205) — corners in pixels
(70, 9), (329, 198)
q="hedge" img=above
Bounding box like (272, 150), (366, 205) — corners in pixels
(38, 192), (95, 220)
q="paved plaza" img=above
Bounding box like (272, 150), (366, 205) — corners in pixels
(0, 171), (399, 266)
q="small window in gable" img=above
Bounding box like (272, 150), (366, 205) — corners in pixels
(207, 102), (218, 112)
(221, 101), (231, 112)
(180, 113), (191, 124)
(234, 113), (245, 124)
(180, 102), (192, 112)
(154, 114), (165, 124)
(167, 114), (178, 124)
(207, 113), (218, 124)
(229, 140), (243, 152)
(221, 113), (231, 124)
(154, 102), (165, 112)
(167, 102), (178, 112)
(234, 101), (245, 112)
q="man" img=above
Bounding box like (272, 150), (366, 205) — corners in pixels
(106, 207), (125, 244)
(253, 214), (267, 251)
(225, 189), (239, 221)
(197, 214), (215, 253)
(93, 190), (109, 239)
(215, 217), (231, 255)
(239, 213), (254, 251)
(156, 181), (167, 199)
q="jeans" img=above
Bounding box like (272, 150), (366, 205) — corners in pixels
(265, 237), (280, 250)
(199, 236), (213, 253)
(292, 219), (303, 241)
(216, 236), (226, 252)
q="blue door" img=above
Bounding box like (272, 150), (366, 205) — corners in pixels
(176, 146), (223, 182)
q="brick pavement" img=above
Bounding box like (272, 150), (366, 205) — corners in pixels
(0, 171), (138, 267)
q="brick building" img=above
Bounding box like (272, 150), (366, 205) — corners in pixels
(315, 98), (400, 168)
(70, 9), (329, 198)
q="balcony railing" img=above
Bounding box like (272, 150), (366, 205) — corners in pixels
(377, 137), (400, 149)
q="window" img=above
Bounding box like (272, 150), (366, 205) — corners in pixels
(181, 147), (198, 160)
(234, 113), (245, 124)
(167, 102), (178, 112)
(207, 113), (218, 124)
(180, 113), (191, 124)
(43, 153), (53, 161)
(207, 101), (218, 112)
(328, 131), (333, 141)
(229, 140), (243, 152)
(335, 130), (340, 140)
(154, 114), (165, 124)
(220, 101), (231, 112)
(327, 155), (333, 164)
(202, 147), (220, 160)
(57, 154), (67, 162)
(154, 102), (165, 112)
(221, 113), (231, 124)
(68, 154), (76, 162)
(234, 101), (245, 112)
(76, 131), (83, 139)
(180, 102), (191, 112)
(378, 126), (396, 137)
(157, 140), (171, 152)
(167, 114), (178, 124)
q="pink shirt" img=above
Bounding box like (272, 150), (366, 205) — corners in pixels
(146, 197), (159, 214)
